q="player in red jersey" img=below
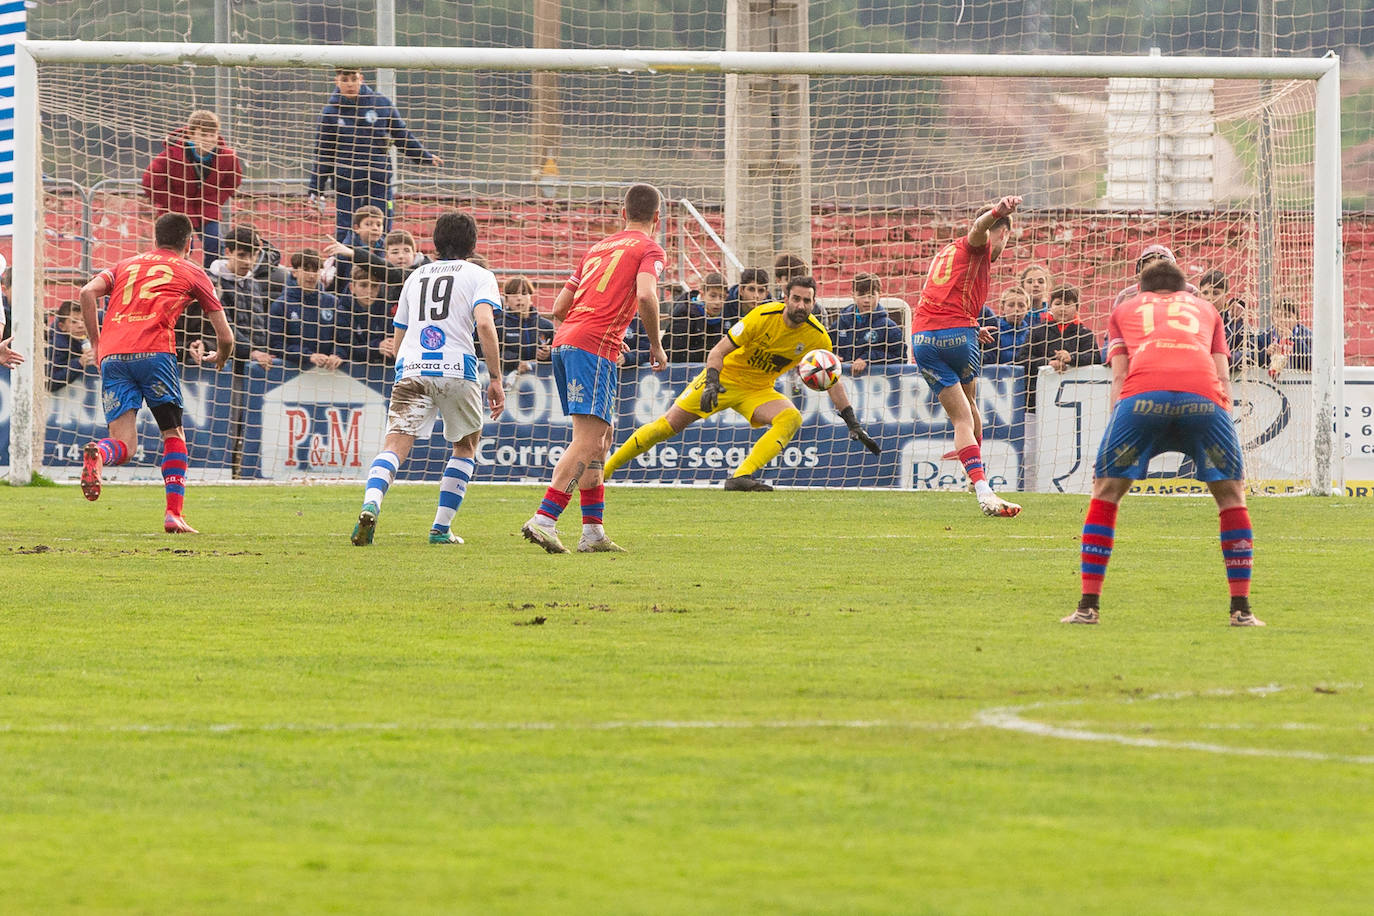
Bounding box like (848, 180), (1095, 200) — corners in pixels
(911, 195), (1023, 517)
(78, 213), (235, 534)
(521, 183), (668, 554)
(1063, 260), (1262, 627)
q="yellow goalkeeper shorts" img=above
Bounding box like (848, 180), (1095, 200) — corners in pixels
(673, 370), (790, 428)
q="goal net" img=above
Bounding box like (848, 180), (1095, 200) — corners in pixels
(8, 42), (1343, 494)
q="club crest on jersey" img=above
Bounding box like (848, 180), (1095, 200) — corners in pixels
(795, 344), (804, 353)
(321, 309), (335, 322)
(364, 110), (378, 124)
(420, 326), (446, 350)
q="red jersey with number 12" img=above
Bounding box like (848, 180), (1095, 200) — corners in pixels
(1106, 290), (1229, 407)
(912, 237), (991, 332)
(554, 229), (665, 360)
(96, 249), (222, 357)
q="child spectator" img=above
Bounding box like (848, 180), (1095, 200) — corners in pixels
(384, 229), (431, 272)
(269, 249), (343, 370)
(728, 266), (772, 317)
(321, 204), (387, 289)
(307, 67), (444, 241)
(1258, 297), (1313, 378)
(205, 225), (275, 369)
(666, 271), (733, 364)
(982, 285), (1042, 366)
(46, 300), (97, 392)
(338, 266), (394, 365)
(832, 272), (905, 375)
(1017, 285), (1101, 410)
(140, 110), (243, 267)
(1019, 263), (1053, 321)
(772, 252), (809, 301)
(1197, 268), (1255, 369)
(494, 275), (554, 375)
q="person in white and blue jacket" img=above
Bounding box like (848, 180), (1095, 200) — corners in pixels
(831, 272), (905, 375)
(307, 68), (444, 241)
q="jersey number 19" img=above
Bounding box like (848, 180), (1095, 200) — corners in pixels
(414, 274), (457, 321)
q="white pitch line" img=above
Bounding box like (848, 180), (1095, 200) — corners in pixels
(0, 719), (971, 736)
(976, 684), (1374, 765)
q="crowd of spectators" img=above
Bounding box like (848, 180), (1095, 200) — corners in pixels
(24, 71), (1314, 394)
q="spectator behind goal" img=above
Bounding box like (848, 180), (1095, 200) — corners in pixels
(269, 249), (344, 370)
(140, 109), (243, 268)
(831, 272), (904, 375)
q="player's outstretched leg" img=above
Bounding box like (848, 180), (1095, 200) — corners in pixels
(725, 404), (799, 492)
(81, 438), (129, 502)
(353, 450), (398, 546)
(604, 416), (676, 478)
(429, 456), (475, 545)
(160, 435), (197, 534)
(1219, 505), (1264, 627)
(576, 483), (624, 552)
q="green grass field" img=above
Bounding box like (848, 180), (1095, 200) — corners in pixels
(3, 484), (1373, 914)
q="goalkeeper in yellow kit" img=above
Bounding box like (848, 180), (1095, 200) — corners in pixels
(604, 276), (881, 490)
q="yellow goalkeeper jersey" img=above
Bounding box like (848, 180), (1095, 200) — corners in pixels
(720, 303), (833, 390)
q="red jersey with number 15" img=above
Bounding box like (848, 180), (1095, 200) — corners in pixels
(96, 249), (223, 358)
(1106, 290), (1230, 407)
(912, 237), (992, 332)
(553, 229), (665, 360)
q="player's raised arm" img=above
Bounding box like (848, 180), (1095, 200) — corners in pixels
(473, 301), (506, 419)
(636, 271), (666, 370)
(969, 195), (1022, 248)
(827, 380), (882, 455)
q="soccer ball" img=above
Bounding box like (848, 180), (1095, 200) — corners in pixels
(796, 349), (842, 391)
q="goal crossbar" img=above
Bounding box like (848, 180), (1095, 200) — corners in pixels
(8, 42), (1345, 492)
(18, 40), (1340, 80)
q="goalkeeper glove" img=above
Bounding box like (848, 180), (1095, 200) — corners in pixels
(700, 368), (724, 413)
(839, 405), (881, 455)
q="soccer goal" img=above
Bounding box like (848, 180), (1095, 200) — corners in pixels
(6, 42), (1344, 494)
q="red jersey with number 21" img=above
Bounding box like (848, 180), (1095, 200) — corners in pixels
(96, 250), (223, 358)
(912, 237), (991, 332)
(1106, 290), (1229, 408)
(554, 229), (665, 360)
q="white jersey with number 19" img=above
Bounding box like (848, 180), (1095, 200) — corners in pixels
(393, 259), (502, 383)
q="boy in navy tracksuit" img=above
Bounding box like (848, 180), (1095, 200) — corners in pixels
(269, 249), (344, 370)
(307, 67), (444, 240)
(832, 272), (905, 375)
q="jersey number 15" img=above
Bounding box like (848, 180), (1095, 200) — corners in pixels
(1135, 300), (1201, 335)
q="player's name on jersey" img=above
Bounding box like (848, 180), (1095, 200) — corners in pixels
(423, 261), (470, 274)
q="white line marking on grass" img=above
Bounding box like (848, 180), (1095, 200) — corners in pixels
(976, 684), (1374, 764)
(0, 719), (973, 736)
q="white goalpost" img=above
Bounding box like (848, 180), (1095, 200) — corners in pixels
(8, 41), (1344, 493)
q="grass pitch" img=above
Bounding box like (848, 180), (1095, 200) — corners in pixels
(3, 484), (1373, 914)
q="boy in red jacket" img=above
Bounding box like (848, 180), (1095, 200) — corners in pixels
(141, 110), (244, 268)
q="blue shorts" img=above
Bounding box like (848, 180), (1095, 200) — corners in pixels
(912, 328), (981, 392)
(1095, 391), (1244, 482)
(551, 345), (617, 425)
(100, 352), (183, 424)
